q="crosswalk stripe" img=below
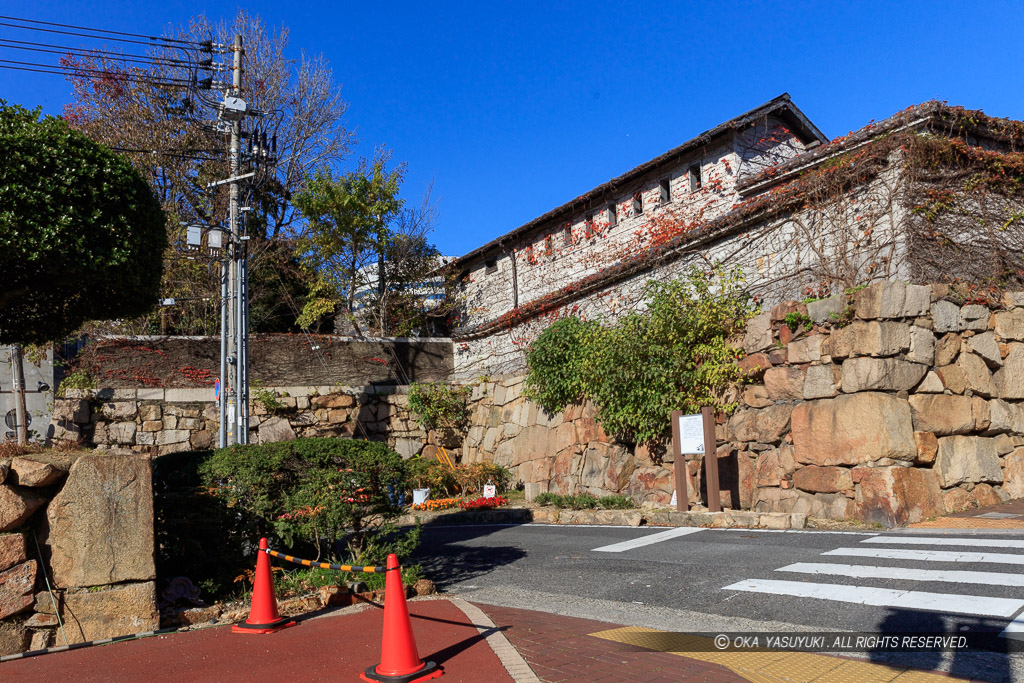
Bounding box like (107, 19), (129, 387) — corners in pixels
(824, 547), (1024, 565)
(863, 536), (1024, 549)
(777, 562), (1024, 587)
(1000, 614), (1024, 640)
(591, 527), (704, 552)
(721, 578), (1024, 617)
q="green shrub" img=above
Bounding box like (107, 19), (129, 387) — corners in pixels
(407, 382), (471, 431)
(56, 368), (96, 397)
(563, 493), (599, 509)
(783, 311), (813, 332)
(597, 494), (636, 509)
(525, 264), (756, 445)
(200, 437), (415, 565)
(154, 449), (259, 601)
(533, 492), (561, 507)
(524, 316), (602, 413)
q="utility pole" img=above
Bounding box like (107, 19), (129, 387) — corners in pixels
(215, 33), (250, 447)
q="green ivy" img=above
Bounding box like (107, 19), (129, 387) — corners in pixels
(525, 264), (756, 446)
(783, 311), (813, 332)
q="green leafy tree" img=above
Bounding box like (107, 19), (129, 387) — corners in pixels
(0, 102), (166, 345)
(294, 151), (414, 335)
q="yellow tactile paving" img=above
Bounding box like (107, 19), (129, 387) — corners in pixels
(589, 625), (963, 683)
(909, 517), (1024, 529)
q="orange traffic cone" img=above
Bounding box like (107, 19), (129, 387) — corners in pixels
(361, 554), (442, 683)
(232, 538), (296, 634)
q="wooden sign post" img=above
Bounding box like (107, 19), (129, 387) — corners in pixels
(670, 407), (720, 513)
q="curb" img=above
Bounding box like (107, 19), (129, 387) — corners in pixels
(405, 506), (808, 530)
(448, 598), (540, 683)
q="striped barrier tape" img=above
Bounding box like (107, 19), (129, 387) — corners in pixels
(264, 548), (389, 573)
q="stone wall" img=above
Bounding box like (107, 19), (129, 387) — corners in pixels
(57, 385), (433, 459)
(461, 281), (1024, 526)
(0, 453), (156, 655)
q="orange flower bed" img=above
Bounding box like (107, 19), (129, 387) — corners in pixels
(412, 497), (462, 512)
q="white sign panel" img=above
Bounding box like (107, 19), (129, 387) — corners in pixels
(677, 413), (705, 454)
(483, 484), (496, 499)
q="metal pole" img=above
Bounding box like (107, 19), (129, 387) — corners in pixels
(11, 345), (27, 445)
(218, 257), (228, 448)
(239, 213), (250, 443)
(226, 33), (243, 446)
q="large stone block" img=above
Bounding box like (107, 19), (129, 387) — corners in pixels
(853, 466), (945, 527)
(51, 398), (90, 424)
(968, 332), (1002, 368)
(47, 455), (155, 588)
(907, 394), (975, 436)
(0, 486), (46, 532)
(803, 364), (838, 399)
(763, 366), (806, 400)
(0, 621), (30, 657)
(935, 333), (961, 366)
(625, 466), (676, 504)
(0, 534), (26, 572)
(934, 436), (1003, 487)
(957, 353), (997, 397)
(791, 393), (916, 466)
(840, 358), (927, 393)
(257, 417), (295, 444)
(792, 465), (853, 493)
(993, 308), (1024, 341)
(934, 364), (967, 394)
(754, 446), (797, 487)
(960, 304), (990, 331)
(10, 458), (67, 487)
(60, 582), (159, 645)
(907, 326), (935, 365)
(831, 321), (910, 358)
(742, 312), (773, 353)
(1004, 448), (1024, 499)
(854, 282), (929, 320)
(786, 336), (822, 364)
(155, 429), (189, 446)
(932, 300), (960, 333)
(727, 404), (793, 444)
(994, 344), (1024, 399)
(0, 560), (36, 619)
(806, 295), (847, 323)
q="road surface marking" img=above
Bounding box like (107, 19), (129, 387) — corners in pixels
(1000, 613), (1024, 640)
(777, 562), (1024, 587)
(862, 535), (1024, 549)
(591, 527), (704, 552)
(824, 547), (1024, 565)
(721, 578), (1024, 617)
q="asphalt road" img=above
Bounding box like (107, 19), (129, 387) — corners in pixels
(412, 523), (1024, 682)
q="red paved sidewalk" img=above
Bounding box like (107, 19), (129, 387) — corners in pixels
(477, 603), (743, 683)
(1, 598), (512, 682)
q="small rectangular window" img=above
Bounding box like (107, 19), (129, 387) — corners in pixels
(544, 235), (553, 256)
(526, 245), (536, 265)
(585, 213), (594, 238)
(484, 259), (497, 274)
(659, 178), (671, 204)
(689, 163), (702, 191)
(563, 224), (573, 246)
(632, 191), (643, 216)
(607, 203), (617, 227)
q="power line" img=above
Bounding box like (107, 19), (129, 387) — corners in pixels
(0, 37), (197, 68)
(0, 14), (209, 47)
(0, 58), (193, 87)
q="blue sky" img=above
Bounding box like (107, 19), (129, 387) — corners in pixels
(4, 1), (1023, 257)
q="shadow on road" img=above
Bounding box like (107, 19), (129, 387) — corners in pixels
(411, 524), (528, 590)
(866, 608), (1013, 683)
